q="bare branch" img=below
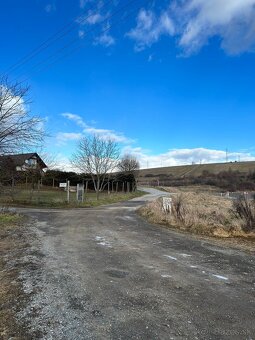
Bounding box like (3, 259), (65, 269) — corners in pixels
(117, 154), (140, 174)
(71, 135), (119, 199)
(0, 76), (45, 155)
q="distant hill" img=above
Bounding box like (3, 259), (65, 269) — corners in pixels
(138, 161), (255, 181)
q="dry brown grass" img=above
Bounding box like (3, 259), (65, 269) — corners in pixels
(0, 214), (30, 339)
(139, 161), (255, 179)
(158, 185), (220, 194)
(140, 192), (255, 239)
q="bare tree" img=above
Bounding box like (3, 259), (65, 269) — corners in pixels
(71, 135), (119, 200)
(118, 154), (140, 173)
(0, 76), (44, 155)
(117, 154), (140, 192)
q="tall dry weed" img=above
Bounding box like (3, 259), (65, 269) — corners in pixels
(140, 192), (249, 238)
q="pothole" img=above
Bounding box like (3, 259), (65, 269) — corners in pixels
(104, 269), (129, 278)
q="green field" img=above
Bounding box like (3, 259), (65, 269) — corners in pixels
(138, 161), (255, 181)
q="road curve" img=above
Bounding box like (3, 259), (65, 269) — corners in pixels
(15, 188), (255, 339)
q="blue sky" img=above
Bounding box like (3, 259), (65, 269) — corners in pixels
(1, 0), (255, 169)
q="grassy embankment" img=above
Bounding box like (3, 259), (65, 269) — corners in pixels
(140, 186), (255, 242)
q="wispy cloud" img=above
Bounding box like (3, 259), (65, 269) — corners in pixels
(127, 9), (175, 51)
(62, 113), (87, 128)
(127, 1), (255, 55)
(61, 113), (133, 143)
(95, 30), (115, 47)
(56, 132), (83, 145)
(76, 2), (116, 47)
(77, 10), (105, 26)
(45, 3), (56, 13)
(87, 11), (104, 25)
(78, 30), (85, 39)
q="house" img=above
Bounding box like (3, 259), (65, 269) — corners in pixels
(0, 153), (47, 175)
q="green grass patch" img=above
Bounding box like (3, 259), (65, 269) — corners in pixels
(0, 188), (146, 208)
(0, 213), (21, 225)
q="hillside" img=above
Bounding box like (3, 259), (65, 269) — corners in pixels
(138, 161), (255, 181)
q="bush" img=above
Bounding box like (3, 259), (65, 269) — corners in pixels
(232, 196), (255, 232)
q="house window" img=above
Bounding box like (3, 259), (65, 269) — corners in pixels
(26, 158), (37, 167)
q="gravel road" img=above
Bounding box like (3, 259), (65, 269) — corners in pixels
(15, 188), (255, 339)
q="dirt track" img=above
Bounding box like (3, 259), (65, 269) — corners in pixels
(5, 188), (255, 339)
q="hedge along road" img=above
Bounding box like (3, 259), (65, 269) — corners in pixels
(13, 187), (255, 339)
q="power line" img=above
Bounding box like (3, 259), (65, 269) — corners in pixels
(15, 0), (148, 83)
(3, 0), (116, 75)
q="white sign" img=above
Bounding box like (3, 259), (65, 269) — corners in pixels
(59, 183), (67, 188)
(162, 197), (172, 213)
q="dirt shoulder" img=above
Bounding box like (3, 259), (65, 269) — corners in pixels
(139, 209), (255, 253)
(0, 214), (33, 339)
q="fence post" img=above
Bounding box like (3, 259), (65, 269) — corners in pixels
(67, 180), (70, 203)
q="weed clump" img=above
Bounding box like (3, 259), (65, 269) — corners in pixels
(232, 196), (255, 232)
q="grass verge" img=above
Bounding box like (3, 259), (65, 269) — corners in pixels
(0, 189), (145, 208)
(139, 191), (255, 241)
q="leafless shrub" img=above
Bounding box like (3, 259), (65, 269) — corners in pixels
(232, 196), (255, 232)
(172, 195), (186, 224)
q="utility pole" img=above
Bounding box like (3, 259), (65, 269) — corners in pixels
(226, 148), (228, 163)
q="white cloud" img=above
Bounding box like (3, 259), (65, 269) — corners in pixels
(76, 7), (116, 46)
(122, 146), (255, 169)
(86, 11), (104, 25)
(78, 30), (85, 39)
(76, 12), (104, 27)
(127, 1), (255, 55)
(56, 132), (83, 145)
(127, 9), (175, 51)
(95, 31), (115, 47)
(62, 113), (87, 128)
(179, 0), (255, 54)
(49, 153), (76, 171)
(61, 113), (132, 143)
(45, 3), (56, 13)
